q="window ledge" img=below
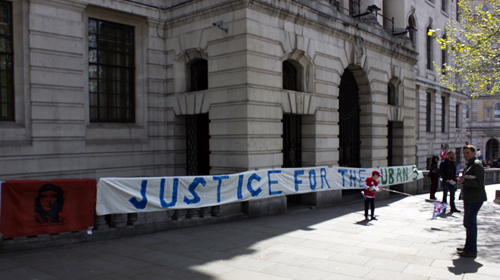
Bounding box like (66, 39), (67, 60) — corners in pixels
(86, 122), (147, 141)
(0, 121), (25, 129)
(87, 123), (143, 129)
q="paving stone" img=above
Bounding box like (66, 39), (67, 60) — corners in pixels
(0, 266), (58, 280)
(328, 252), (372, 266)
(363, 268), (428, 280)
(266, 252), (315, 266)
(218, 268), (289, 280)
(226, 256), (276, 271)
(321, 274), (365, 280)
(262, 263), (331, 280)
(403, 263), (465, 279)
(1, 184), (499, 280)
(301, 258), (371, 278)
(392, 253), (435, 266)
(364, 258), (409, 272)
(0, 257), (23, 271)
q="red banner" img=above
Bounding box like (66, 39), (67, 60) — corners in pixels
(0, 179), (96, 239)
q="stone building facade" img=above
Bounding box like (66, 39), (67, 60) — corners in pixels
(0, 0), (418, 198)
(412, 0), (499, 169)
(412, 0), (470, 169)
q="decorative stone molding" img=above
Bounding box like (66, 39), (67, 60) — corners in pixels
(388, 106), (404, 122)
(286, 91), (314, 115)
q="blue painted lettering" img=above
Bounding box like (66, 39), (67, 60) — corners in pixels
(160, 178), (178, 208)
(309, 170), (317, 190)
(294, 170), (304, 192)
(268, 170), (282, 196)
(321, 168), (331, 189)
(237, 174), (244, 200)
(358, 169), (366, 184)
(349, 170), (357, 188)
(247, 173), (262, 197)
(213, 175), (229, 203)
(183, 177), (206, 204)
(129, 180), (148, 209)
(338, 169), (348, 187)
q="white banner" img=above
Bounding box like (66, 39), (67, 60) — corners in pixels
(96, 165), (423, 215)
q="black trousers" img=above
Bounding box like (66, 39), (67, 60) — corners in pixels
(364, 197), (375, 218)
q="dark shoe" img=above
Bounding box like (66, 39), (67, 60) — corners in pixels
(365, 216), (369, 221)
(451, 209), (461, 213)
(456, 247), (464, 252)
(370, 216), (378, 221)
(458, 251), (477, 258)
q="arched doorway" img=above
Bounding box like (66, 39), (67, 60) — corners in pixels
(486, 138), (499, 165)
(339, 69), (361, 167)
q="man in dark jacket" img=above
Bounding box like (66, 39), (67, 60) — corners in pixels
(456, 145), (487, 258)
(439, 151), (459, 213)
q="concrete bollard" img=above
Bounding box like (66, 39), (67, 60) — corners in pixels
(495, 190), (500, 205)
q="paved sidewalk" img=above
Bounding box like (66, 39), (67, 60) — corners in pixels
(1, 185), (499, 280)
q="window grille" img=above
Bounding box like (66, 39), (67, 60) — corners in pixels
(190, 59), (208, 91)
(388, 83), (397, 105)
(339, 69), (360, 167)
(283, 60), (298, 91)
(282, 114), (302, 168)
(186, 114), (210, 175)
(0, 1), (14, 121)
(88, 18), (135, 123)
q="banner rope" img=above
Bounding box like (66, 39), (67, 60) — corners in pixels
(380, 188), (435, 201)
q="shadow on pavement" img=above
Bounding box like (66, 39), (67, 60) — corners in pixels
(0, 187), (498, 280)
(448, 258), (483, 275)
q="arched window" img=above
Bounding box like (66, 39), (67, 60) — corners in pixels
(408, 15), (416, 44)
(388, 83), (397, 105)
(494, 103), (500, 119)
(190, 59), (208, 92)
(283, 60), (299, 91)
(426, 25), (433, 70)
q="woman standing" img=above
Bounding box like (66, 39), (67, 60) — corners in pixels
(429, 155), (440, 200)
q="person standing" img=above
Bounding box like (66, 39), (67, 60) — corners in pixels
(456, 145), (487, 258)
(439, 151), (460, 213)
(429, 156), (440, 200)
(363, 170), (383, 221)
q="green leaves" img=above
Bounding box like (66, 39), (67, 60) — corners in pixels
(431, 0), (500, 96)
